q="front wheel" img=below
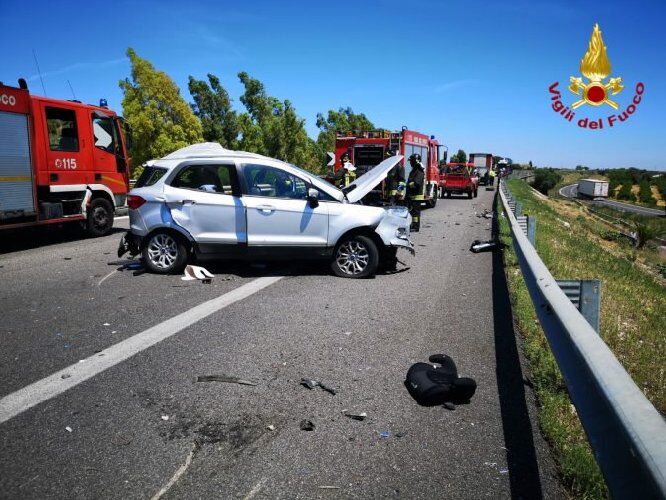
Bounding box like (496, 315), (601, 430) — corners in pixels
(468, 191), (473, 199)
(428, 189), (438, 208)
(474, 189), (478, 198)
(331, 235), (379, 278)
(142, 231), (189, 274)
(87, 198), (114, 237)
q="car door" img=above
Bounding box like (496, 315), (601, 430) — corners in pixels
(241, 162), (328, 247)
(162, 163), (246, 253)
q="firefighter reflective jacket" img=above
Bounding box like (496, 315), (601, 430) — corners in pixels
(407, 165), (425, 200)
(387, 164), (406, 196)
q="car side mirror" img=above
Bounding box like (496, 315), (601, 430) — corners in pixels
(307, 188), (319, 208)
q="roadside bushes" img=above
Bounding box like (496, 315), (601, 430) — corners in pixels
(532, 168), (562, 195)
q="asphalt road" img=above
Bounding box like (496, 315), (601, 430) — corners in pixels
(560, 183), (665, 217)
(0, 189), (562, 499)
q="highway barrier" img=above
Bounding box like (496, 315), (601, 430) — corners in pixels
(498, 179), (666, 499)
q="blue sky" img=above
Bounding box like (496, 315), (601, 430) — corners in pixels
(1, 0), (664, 169)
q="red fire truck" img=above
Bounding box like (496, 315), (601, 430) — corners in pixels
(334, 128), (446, 207)
(0, 79), (131, 236)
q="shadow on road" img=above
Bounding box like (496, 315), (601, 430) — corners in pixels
(0, 225), (126, 255)
(491, 193), (545, 499)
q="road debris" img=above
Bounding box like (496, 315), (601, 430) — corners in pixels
(111, 433), (134, 446)
(301, 378), (336, 395)
(65, 426), (73, 433)
(443, 402), (456, 411)
(405, 354), (477, 406)
(341, 410), (367, 421)
(380, 431), (390, 438)
(266, 424), (275, 431)
(61, 373), (71, 379)
(182, 265), (214, 284)
(470, 239), (498, 253)
(161, 415), (170, 421)
(299, 419), (315, 431)
(196, 375), (258, 386)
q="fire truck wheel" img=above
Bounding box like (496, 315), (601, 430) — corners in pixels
(446, 191), (452, 198)
(87, 198), (114, 237)
(142, 231), (188, 274)
(331, 234), (379, 278)
(428, 190), (438, 208)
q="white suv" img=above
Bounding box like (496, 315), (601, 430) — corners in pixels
(118, 143), (413, 278)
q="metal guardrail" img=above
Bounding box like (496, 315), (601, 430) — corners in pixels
(498, 179), (666, 499)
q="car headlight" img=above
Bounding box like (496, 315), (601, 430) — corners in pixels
(388, 207), (409, 218)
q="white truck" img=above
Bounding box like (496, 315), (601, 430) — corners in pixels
(469, 153), (492, 185)
(578, 179), (609, 198)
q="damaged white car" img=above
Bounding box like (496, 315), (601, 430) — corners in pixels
(118, 143), (413, 278)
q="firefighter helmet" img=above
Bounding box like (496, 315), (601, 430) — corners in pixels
(409, 153), (422, 163)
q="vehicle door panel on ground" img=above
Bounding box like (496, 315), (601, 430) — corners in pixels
(241, 163), (328, 247)
(163, 163), (246, 251)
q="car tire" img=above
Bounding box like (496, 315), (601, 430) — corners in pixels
(446, 191), (452, 198)
(331, 234), (379, 278)
(474, 189), (478, 198)
(142, 231), (188, 274)
(86, 197), (114, 237)
(468, 191), (473, 199)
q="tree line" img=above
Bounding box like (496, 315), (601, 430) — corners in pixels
(119, 49), (375, 177)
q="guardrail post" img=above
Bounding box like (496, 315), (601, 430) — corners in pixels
(556, 279), (602, 334)
(527, 215), (536, 245)
(514, 201), (522, 217)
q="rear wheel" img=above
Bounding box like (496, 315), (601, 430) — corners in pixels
(446, 191), (452, 198)
(331, 235), (379, 278)
(468, 190), (473, 199)
(474, 189), (478, 198)
(142, 231), (188, 274)
(86, 198), (114, 237)
(428, 189), (438, 208)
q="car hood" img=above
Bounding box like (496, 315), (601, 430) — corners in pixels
(343, 156), (403, 203)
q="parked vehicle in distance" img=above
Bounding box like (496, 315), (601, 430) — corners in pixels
(578, 179), (609, 198)
(0, 78), (131, 236)
(439, 163), (478, 199)
(118, 143), (414, 278)
(469, 153), (492, 185)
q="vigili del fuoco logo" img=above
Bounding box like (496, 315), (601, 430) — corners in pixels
(548, 23), (644, 130)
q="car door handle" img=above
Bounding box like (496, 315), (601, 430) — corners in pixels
(257, 204), (275, 213)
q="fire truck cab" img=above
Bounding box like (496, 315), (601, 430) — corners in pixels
(333, 128), (446, 207)
(0, 79), (131, 236)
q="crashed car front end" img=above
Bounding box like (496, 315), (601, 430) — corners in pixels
(375, 206), (415, 254)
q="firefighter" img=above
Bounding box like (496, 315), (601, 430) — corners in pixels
(407, 153), (425, 232)
(385, 149), (406, 205)
(334, 152), (356, 188)
(488, 167), (497, 186)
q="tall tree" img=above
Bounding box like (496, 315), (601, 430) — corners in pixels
(236, 71), (318, 170)
(450, 149), (467, 163)
(315, 107), (375, 163)
(188, 73), (239, 149)
(119, 48), (203, 168)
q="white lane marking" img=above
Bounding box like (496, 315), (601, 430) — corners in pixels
(151, 442), (198, 500)
(0, 276), (283, 425)
(97, 269), (118, 287)
(243, 478), (267, 500)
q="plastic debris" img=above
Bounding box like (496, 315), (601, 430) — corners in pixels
(500, 469), (509, 474)
(267, 425), (275, 431)
(380, 431), (390, 438)
(61, 373), (71, 379)
(182, 265), (214, 284)
(161, 415), (169, 421)
(103, 323), (110, 326)
(470, 239), (498, 253)
(65, 426), (73, 433)
(342, 410), (367, 421)
(299, 419), (315, 431)
(196, 375), (257, 386)
(301, 378), (336, 395)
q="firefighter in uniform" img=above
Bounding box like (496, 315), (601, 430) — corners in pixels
(407, 153), (425, 232)
(334, 152), (356, 188)
(488, 167), (497, 186)
(385, 149), (406, 205)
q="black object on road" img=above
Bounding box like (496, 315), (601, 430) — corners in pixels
(470, 240), (498, 253)
(405, 354), (477, 406)
(301, 378), (337, 395)
(299, 419), (315, 431)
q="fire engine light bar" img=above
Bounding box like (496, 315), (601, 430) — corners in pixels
(100, 99), (108, 107)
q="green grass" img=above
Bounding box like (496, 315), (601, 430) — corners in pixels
(498, 179), (666, 499)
